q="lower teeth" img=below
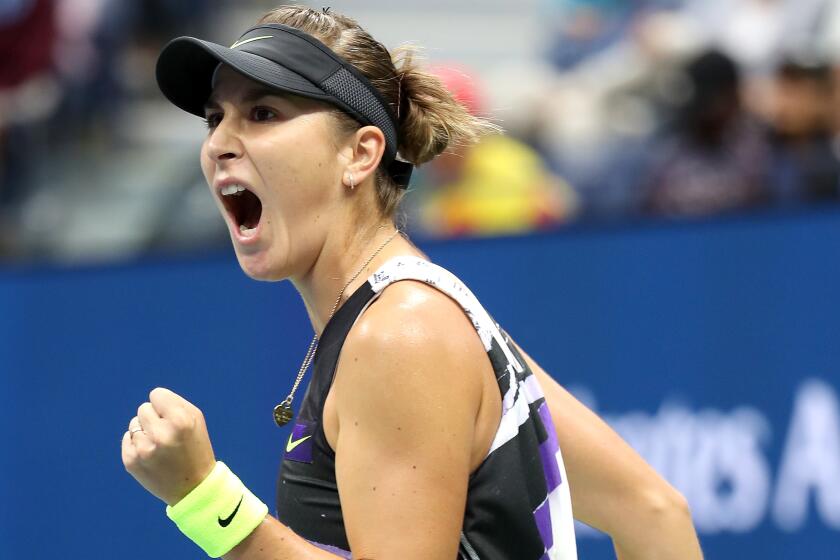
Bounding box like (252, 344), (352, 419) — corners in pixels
(239, 225), (252, 233)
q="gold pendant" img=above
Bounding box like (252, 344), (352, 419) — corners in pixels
(274, 401), (294, 427)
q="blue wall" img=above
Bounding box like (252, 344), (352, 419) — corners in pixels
(2, 208), (840, 558)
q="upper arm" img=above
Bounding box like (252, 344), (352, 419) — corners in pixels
(330, 284), (485, 559)
(509, 339), (687, 540)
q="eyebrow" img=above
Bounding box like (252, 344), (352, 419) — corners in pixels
(203, 87), (287, 112)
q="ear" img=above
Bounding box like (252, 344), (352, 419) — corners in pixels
(342, 125), (386, 187)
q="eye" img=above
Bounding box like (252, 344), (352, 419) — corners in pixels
(204, 112), (223, 129)
(252, 106), (278, 122)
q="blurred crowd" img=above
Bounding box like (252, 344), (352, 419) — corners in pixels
(2, 0), (840, 262)
(513, 0), (840, 226)
(0, 0), (216, 260)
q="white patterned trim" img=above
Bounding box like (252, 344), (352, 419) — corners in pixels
(367, 256), (523, 372)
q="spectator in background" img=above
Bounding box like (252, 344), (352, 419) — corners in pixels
(643, 49), (771, 217)
(765, 56), (840, 205)
(410, 65), (578, 237)
(679, 0), (831, 75)
(0, 0), (55, 90)
(45, 0), (212, 144)
(0, 0), (58, 257)
(0, 0), (57, 206)
(542, 0), (636, 71)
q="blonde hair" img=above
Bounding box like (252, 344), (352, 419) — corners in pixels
(257, 6), (499, 219)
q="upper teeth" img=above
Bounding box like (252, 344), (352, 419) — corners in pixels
(221, 184), (246, 196)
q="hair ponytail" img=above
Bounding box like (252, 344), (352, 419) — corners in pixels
(392, 46), (500, 166)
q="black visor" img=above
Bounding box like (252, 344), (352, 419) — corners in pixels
(156, 23), (412, 188)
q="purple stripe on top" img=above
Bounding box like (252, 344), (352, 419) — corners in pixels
(307, 539), (352, 559)
(537, 402), (563, 493)
(285, 421), (315, 464)
(533, 498), (554, 551)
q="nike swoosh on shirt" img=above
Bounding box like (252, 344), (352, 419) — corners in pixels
(230, 36), (273, 49)
(286, 434), (312, 453)
(218, 495), (244, 527)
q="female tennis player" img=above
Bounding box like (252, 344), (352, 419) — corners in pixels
(121, 6), (703, 560)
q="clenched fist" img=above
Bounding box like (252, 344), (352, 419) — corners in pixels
(122, 387), (217, 506)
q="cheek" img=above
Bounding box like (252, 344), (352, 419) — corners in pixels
(199, 143), (214, 184)
(259, 145), (335, 208)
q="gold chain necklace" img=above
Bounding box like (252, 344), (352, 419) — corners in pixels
(273, 227), (401, 427)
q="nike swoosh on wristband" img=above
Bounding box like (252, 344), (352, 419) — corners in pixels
(230, 35), (273, 49)
(218, 495), (244, 527)
(286, 434), (312, 453)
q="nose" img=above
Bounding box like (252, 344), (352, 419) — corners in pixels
(206, 115), (243, 163)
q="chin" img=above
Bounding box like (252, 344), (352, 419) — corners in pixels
(235, 251), (286, 282)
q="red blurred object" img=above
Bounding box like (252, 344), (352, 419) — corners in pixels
(0, 0), (56, 88)
(428, 63), (484, 116)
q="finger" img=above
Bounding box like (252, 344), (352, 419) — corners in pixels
(137, 402), (163, 438)
(129, 415), (157, 459)
(149, 387), (191, 418)
(127, 417), (149, 446)
(121, 430), (137, 468)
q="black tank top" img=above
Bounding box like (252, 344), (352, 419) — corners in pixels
(275, 256), (577, 559)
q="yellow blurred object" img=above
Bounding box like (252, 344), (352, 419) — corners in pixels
(419, 135), (578, 237)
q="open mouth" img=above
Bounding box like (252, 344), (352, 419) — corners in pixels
(220, 184), (263, 233)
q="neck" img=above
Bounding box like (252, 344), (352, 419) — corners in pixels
(290, 220), (425, 337)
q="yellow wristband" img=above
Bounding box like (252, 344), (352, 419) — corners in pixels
(165, 461), (268, 558)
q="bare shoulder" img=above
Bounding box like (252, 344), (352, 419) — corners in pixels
(358, 279), (486, 367)
(352, 279), (484, 354)
(332, 279), (488, 421)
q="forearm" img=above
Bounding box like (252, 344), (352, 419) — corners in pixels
(608, 489), (703, 560)
(507, 340), (703, 559)
(546, 378), (704, 559)
(223, 515), (343, 560)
